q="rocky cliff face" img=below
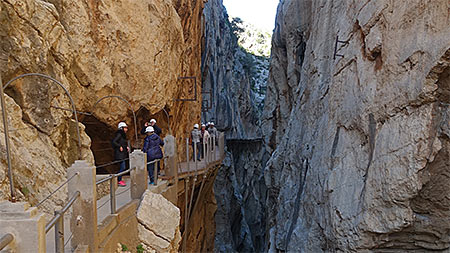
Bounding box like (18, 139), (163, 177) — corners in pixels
(201, 0), (261, 139)
(263, 0), (450, 251)
(201, 0), (269, 251)
(0, 0), (203, 210)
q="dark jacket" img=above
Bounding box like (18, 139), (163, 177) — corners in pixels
(140, 124), (162, 136)
(112, 130), (128, 160)
(143, 133), (164, 161)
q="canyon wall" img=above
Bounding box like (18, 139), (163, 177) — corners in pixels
(201, 0), (268, 251)
(0, 0), (203, 210)
(263, 0), (450, 251)
(201, 0), (261, 139)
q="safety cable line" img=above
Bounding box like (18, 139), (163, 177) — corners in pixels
(36, 172), (79, 207)
(146, 159), (161, 165)
(97, 198), (110, 210)
(64, 233), (73, 247)
(95, 158), (129, 169)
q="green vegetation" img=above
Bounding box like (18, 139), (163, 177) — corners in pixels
(136, 244), (145, 253)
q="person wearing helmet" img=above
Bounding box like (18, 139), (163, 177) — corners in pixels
(208, 122), (218, 145)
(190, 124), (201, 161)
(142, 126), (164, 184)
(112, 122), (130, 187)
(200, 124), (210, 159)
(140, 118), (162, 136)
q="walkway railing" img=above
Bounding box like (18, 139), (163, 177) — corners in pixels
(0, 131), (225, 252)
(181, 131), (225, 175)
(0, 233), (14, 251)
(45, 191), (80, 253)
(95, 158), (159, 214)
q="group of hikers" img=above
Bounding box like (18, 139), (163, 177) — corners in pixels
(111, 119), (218, 187)
(111, 119), (164, 187)
(190, 122), (218, 161)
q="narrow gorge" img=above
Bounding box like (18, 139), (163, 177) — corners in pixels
(0, 0), (449, 252)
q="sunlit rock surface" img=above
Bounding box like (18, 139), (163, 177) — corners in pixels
(137, 190), (181, 252)
(0, 0), (203, 209)
(263, 0), (450, 251)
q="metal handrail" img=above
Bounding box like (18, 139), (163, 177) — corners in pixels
(95, 158), (129, 170)
(0, 233), (14, 251)
(147, 159), (161, 185)
(36, 172), (79, 207)
(45, 191), (80, 233)
(45, 191), (80, 253)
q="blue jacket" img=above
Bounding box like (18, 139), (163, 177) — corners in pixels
(143, 133), (164, 161)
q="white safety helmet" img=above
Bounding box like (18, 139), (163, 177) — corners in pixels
(145, 126), (154, 133)
(201, 124), (206, 128)
(150, 119), (156, 124)
(210, 122), (214, 126)
(194, 124), (199, 129)
(118, 122), (128, 129)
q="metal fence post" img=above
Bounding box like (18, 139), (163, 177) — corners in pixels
(213, 135), (216, 161)
(68, 160), (97, 252)
(186, 138), (190, 173)
(153, 161), (158, 186)
(194, 142), (198, 171)
(109, 177), (117, 214)
(54, 210), (64, 253)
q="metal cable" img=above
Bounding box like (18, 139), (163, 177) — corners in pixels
(116, 187), (130, 197)
(64, 232), (73, 247)
(36, 172), (79, 207)
(146, 159), (161, 165)
(97, 198), (110, 210)
(95, 158), (129, 169)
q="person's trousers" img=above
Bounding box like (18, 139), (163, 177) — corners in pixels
(118, 161), (126, 182)
(192, 142), (201, 161)
(147, 160), (160, 183)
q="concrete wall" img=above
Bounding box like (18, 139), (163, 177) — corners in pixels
(97, 200), (140, 253)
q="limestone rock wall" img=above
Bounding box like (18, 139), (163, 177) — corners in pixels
(0, 0), (203, 210)
(201, 0), (260, 139)
(263, 0), (450, 251)
(201, 0), (267, 251)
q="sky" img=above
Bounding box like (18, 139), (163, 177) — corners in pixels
(222, 0), (279, 31)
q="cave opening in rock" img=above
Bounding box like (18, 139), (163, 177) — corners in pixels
(80, 107), (172, 175)
(81, 115), (118, 174)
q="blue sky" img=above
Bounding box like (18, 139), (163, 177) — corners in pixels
(222, 0), (279, 31)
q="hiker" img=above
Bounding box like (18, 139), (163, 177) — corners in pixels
(208, 122), (218, 145)
(112, 122), (130, 187)
(201, 124), (210, 159)
(190, 124), (201, 161)
(140, 118), (162, 136)
(142, 126), (164, 184)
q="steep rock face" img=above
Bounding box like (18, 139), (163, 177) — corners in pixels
(263, 0), (450, 251)
(214, 141), (266, 252)
(201, 0), (267, 251)
(201, 0), (260, 139)
(0, 0), (203, 209)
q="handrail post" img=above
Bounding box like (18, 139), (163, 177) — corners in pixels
(0, 73), (16, 202)
(153, 161), (158, 186)
(68, 160), (97, 252)
(130, 150), (147, 200)
(194, 142), (198, 172)
(54, 210), (64, 253)
(203, 138), (206, 163)
(186, 138), (190, 173)
(109, 177), (117, 214)
(0, 202), (46, 252)
(213, 135), (216, 161)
